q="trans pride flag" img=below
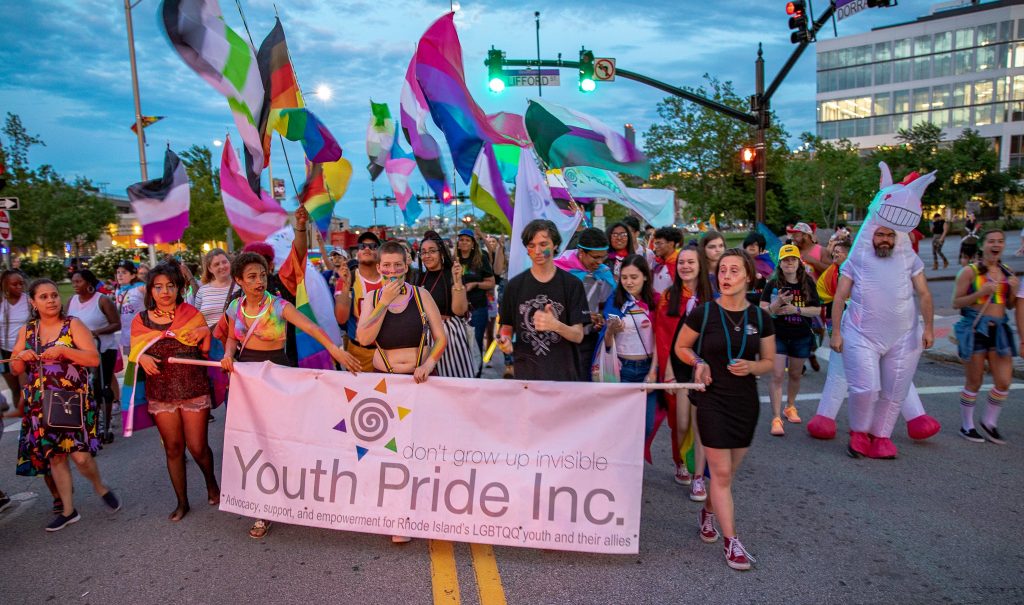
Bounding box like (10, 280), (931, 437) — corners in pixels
(126, 148), (190, 244)
(414, 12), (505, 184)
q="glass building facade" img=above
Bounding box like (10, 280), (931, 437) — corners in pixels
(816, 1), (1024, 168)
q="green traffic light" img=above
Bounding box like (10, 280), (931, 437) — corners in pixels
(578, 47), (595, 93)
(489, 77), (506, 93)
(580, 78), (596, 92)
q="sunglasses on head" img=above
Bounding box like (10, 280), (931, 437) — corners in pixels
(358, 242), (379, 250)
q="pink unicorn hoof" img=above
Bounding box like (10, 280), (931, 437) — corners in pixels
(867, 436), (898, 459)
(906, 415), (941, 440)
(848, 431), (871, 458)
(807, 415), (837, 440)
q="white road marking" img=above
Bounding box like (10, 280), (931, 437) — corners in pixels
(759, 382), (1024, 404)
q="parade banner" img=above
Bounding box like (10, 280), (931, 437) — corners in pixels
(219, 362), (645, 554)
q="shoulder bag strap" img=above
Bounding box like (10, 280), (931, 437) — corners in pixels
(221, 281), (237, 313)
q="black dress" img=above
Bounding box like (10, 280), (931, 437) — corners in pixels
(684, 302), (774, 449)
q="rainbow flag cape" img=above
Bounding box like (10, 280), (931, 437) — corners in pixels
(123, 303), (208, 436)
(414, 12), (506, 184)
(270, 108), (342, 164)
(400, 53), (451, 202)
(162, 0), (265, 190)
(256, 17), (303, 173)
(524, 99), (649, 179)
(299, 159), (352, 238)
(277, 238), (336, 370)
(220, 135), (288, 242)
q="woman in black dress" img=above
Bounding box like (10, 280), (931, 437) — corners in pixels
(674, 249), (775, 571)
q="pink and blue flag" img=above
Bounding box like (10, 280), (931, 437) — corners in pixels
(219, 135), (288, 242)
(414, 12), (505, 184)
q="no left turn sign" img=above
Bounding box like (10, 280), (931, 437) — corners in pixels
(594, 58), (616, 81)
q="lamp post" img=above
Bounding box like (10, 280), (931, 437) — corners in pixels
(123, 0), (157, 267)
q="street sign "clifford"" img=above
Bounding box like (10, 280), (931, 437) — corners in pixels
(504, 69), (560, 87)
(0, 197), (19, 210)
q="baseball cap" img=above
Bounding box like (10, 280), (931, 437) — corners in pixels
(786, 222), (816, 238)
(457, 228), (475, 238)
(357, 231), (381, 245)
(778, 244), (801, 260)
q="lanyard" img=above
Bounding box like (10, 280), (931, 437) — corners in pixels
(719, 304), (748, 364)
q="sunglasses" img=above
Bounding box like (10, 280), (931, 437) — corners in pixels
(358, 242), (379, 250)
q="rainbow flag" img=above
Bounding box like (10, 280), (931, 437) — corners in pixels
(400, 53), (451, 202)
(256, 17), (303, 172)
(129, 115), (164, 134)
(414, 12), (506, 184)
(298, 159), (351, 238)
(162, 0), (265, 190)
(270, 108), (342, 164)
(123, 303), (208, 436)
(219, 135), (288, 242)
(277, 237), (336, 370)
(525, 99), (649, 179)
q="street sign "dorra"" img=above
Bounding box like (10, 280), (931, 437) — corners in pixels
(0, 197), (19, 211)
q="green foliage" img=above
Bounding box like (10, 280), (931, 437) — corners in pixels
(601, 201), (635, 227)
(476, 212), (511, 235)
(1002, 215), (1023, 231)
(1, 113), (118, 254)
(21, 257), (66, 281)
(643, 75), (789, 222)
(783, 135), (876, 228)
(90, 247), (140, 280)
(178, 145), (240, 252)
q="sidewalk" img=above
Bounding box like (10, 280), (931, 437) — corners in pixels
(916, 232), (1024, 281)
(925, 313), (1024, 379)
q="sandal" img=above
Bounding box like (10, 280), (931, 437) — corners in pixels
(248, 519), (271, 539)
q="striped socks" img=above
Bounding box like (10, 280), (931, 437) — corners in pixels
(960, 389), (978, 430)
(983, 388), (1009, 428)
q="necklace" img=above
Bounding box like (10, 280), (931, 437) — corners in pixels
(151, 307), (176, 320)
(719, 304), (749, 364)
(240, 293), (270, 319)
(722, 306), (746, 332)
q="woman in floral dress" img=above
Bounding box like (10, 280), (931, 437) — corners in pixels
(12, 279), (121, 531)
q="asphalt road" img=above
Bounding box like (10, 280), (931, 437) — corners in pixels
(1, 349), (1022, 605)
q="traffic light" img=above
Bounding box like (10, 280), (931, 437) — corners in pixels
(787, 1), (810, 44)
(579, 48), (596, 93)
(740, 147), (756, 174)
(486, 47), (506, 93)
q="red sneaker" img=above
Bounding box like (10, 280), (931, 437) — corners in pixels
(699, 507), (719, 543)
(674, 464), (692, 486)
(724, 536), (755, 571)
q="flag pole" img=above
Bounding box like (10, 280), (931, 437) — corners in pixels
(124, 0), (157, 267)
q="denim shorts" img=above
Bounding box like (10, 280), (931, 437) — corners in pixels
(776, 333), (815, 359)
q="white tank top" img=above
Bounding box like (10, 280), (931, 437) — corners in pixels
(0, 295), (29, 351)
(69, 294), (117, 352)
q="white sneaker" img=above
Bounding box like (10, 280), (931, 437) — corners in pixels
(689, 476), (707, 502)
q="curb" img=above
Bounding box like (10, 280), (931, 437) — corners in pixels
(922, 349), (1024, 380)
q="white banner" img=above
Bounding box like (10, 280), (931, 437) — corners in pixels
(219, 362), (645, 553)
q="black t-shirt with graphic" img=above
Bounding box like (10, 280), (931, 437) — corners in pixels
(759, 276), (819, 341)
(500, 268), (589, 381)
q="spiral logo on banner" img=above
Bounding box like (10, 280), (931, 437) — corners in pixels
(350, 397), (394, 442)
(332, 378), (412, 461)
(562, 167), (580, 185)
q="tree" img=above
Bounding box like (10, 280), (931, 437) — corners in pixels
(643, 75), (790, 223)
(476, 211), (511, 235)
(783, 134), (876, 228)
(1, 113), (116, 255)
(178, 145), (239, 252)
(938, 129), (1018, 212)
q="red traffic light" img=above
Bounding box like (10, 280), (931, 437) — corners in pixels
(786, 2), (797, 15)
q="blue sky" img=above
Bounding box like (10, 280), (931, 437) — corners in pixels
(0, 0), (936, 228)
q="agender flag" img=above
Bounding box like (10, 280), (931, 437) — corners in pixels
(524, 99), (649, 179)
(162, 0), (265, 189)
(219, 135), (287, 242)
(126, 148), (190, 244)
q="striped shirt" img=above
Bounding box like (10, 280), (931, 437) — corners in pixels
(194, 282), (237, 328)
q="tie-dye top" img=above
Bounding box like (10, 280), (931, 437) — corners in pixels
(224, 293), (289, 347)
(968, 263), (1012, 305)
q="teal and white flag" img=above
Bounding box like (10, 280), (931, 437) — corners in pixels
(561, 166), (673, 224)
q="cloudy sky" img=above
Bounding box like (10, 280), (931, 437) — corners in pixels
(0, 0), (937, 227)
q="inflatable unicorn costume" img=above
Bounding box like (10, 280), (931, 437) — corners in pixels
(830, 162), (936, 459)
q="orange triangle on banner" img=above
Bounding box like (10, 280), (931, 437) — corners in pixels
(344, 388), (358, 402)
(398, 406), (411, 420)
(374, 379), (387, 394)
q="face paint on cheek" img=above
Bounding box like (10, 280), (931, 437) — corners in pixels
(541, 249), (552, 259)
